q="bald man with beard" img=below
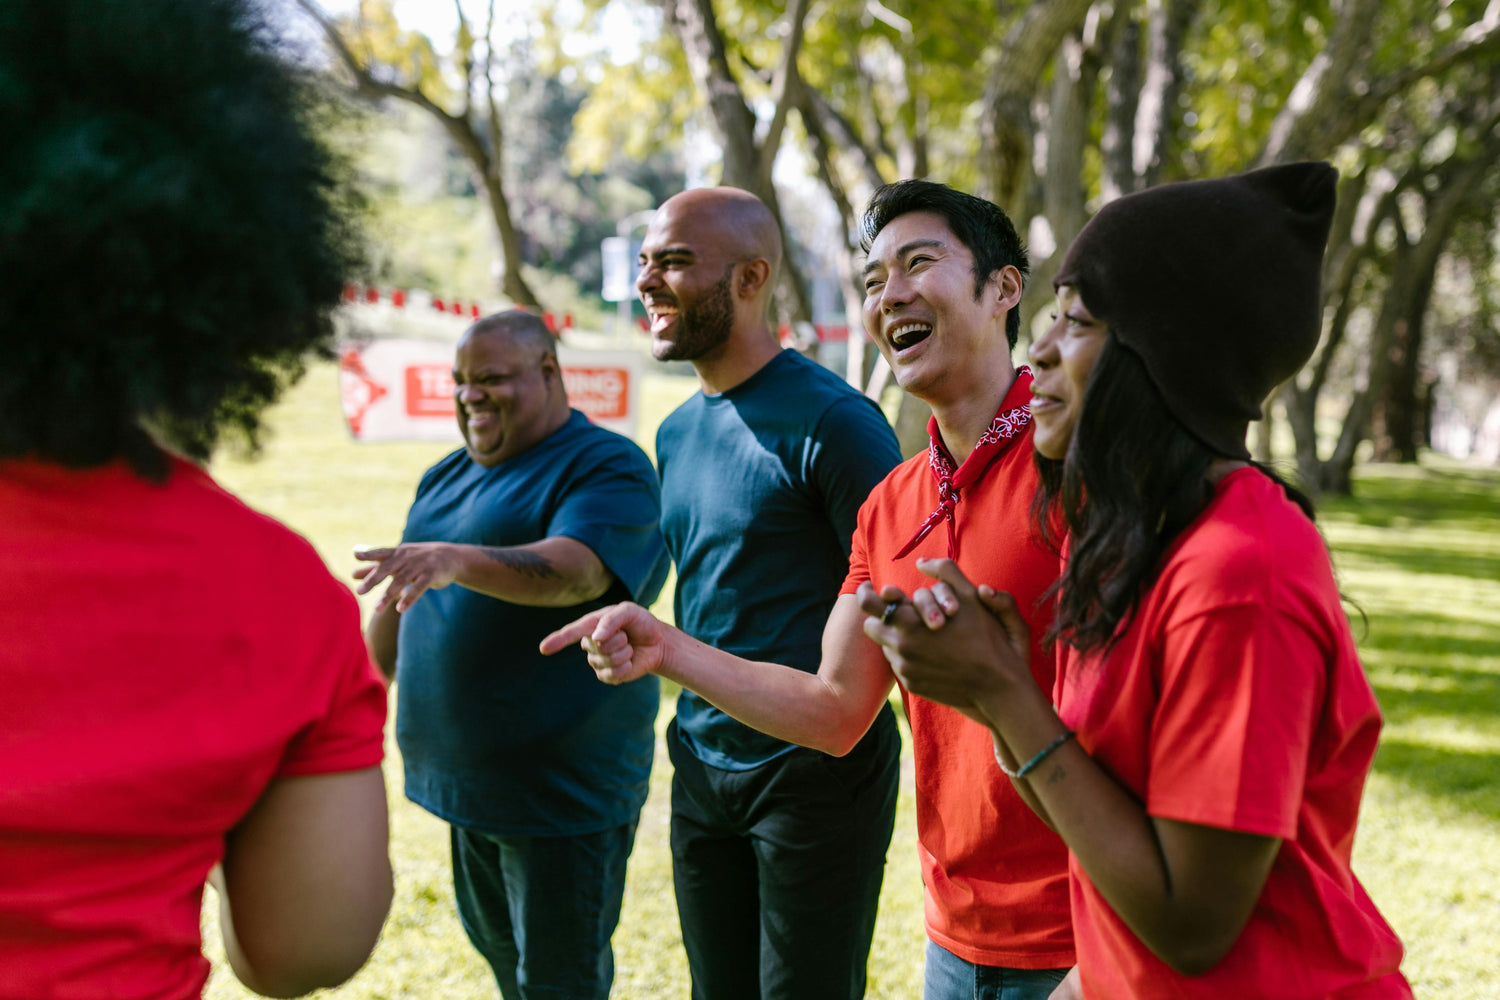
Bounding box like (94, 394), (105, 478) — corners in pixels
(635, 188), (903, 999)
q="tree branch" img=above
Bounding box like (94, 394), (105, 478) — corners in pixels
(756, 0), (812, 191)
(293, 0), (463, 129)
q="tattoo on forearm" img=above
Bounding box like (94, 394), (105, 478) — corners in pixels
(1047, 765), (1067, 787)
(482, 547), (560, 580)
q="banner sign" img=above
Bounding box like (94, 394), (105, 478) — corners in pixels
(338, 339), (642, 443)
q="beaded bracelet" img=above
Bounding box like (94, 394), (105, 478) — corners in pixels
(994, 730), (1076, 780)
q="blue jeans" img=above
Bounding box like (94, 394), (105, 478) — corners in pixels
(923, 940), (1070, 1000)
(451, 821), (638, 1000)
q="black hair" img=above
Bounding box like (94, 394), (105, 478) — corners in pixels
(860, 180), (1030, 349)
(0, 0), (363, 480)
(1032, 335), (1319, 654)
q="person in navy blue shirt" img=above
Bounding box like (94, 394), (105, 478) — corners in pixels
(357, 310), (669, 1000)
(634, 188), (903, 1000)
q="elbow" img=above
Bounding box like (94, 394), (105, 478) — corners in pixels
(1151, 928), (1240, 977)
(812, 719), (870, 758)
(228, 865), (393, 997)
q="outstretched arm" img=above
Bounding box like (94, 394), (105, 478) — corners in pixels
(353, 536), (612, 613)
(860, 559), (1280, 976)
(541, 594), (897, 757)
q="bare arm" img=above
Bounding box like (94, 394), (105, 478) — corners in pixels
(860, 560), (1280, 975)
(217, 768), (392, 997)
(540, 594), (896, 757)
(364, 604), (399, 682)
(353, 536), (612, 613)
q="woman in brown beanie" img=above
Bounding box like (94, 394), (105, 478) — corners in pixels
(857, 163), (1413, 999)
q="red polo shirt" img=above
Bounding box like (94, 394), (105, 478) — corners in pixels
(842, 370), (1073, 969)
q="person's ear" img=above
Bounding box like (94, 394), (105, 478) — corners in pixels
(989, 265), (1024, 318)
(538, 351), (561, 386)
(736, 258), (773, 299)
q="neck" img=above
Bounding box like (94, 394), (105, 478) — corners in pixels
(692, 322), (782, 395)
(928, 364), (1018, 465)
(1206, 457), (1249, 484)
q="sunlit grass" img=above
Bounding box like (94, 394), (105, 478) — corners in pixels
(202, 363), (1499, 998)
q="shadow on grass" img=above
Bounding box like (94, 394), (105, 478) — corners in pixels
(1369, 662), (1500, 728)
(1334, 540), (1500, 585)
(1371, 738), (1500, 823)
(1360, 610), (1500, 662)
(1322, 464), (1500, 529)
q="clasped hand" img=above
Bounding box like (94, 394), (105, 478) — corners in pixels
(856, 558), (1035, 720)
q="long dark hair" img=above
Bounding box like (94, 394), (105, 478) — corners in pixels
(1033, 335), (1317, 654)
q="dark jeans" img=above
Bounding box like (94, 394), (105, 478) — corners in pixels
(922, 940), (1070, 1000)
(667, 706), (900, 1000)
(450, 821), (638, 1000)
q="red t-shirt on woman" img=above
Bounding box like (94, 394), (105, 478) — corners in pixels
(1056, 467), (1411, 999)
(0, 457), (388, 1000)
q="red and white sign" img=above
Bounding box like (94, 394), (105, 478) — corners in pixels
(338, 339), (641, 443)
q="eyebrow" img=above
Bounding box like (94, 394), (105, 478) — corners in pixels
(641, 245), (696, 261)
(862, 238), (947, 277)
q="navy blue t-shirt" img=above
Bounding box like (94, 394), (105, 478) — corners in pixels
(658, 349), (901, 769)
(394, 410), (670, 836)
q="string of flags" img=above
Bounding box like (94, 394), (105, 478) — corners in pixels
(341, 284), (574, 334)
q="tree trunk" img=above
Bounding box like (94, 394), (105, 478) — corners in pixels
(1321, 155), (1486, 491)
(981, 0), (1095, 217)
(660, 0), (816, 328)
(480, 167), (541, 308)
(1100, 11), (1141, 202)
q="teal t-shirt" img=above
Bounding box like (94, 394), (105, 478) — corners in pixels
(395, 410), (670, 835)
(658, 350), (902, 769)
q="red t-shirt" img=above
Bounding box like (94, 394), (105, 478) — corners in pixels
(0, 456), (388, 1000)
(1056, 468), (1411, 999)
(841, 372), (1074, 969)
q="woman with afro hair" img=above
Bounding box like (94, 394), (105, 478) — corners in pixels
(0, 1), (392, 997)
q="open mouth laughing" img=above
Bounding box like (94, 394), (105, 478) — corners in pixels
(887, 321), (933, 352)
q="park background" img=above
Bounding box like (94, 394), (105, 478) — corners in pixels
(211, 0), (1496, 995)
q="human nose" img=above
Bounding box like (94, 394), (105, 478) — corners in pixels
(1028, 315), (1062, 369)
(456, 381), (484, 403)
(876, 269), (911, 315)
(635, 260), (660, 296)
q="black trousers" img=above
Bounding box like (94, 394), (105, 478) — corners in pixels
(667, 706), (901, 1000)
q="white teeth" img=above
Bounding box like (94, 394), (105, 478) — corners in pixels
(889, 322), (933, 349)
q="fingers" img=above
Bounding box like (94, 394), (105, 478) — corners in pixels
(975, 588), (1032, 654)
(393, 579), (429, 614)
(539, 610), (609, 655)
(353, 547), (395, 562)
(910, 588), (950, 630)
(854, 581), (883, 616)
(915, 557), (978, 595)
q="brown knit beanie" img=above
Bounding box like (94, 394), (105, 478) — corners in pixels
(1054, 161), (1338, 459)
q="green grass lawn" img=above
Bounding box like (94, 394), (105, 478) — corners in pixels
(202, 361), (1499, 999)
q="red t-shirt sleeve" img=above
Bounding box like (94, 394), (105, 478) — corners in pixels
(277, 581), (388, 778)
(1146, 602), (1327, 839)
(840, 496), (876, 595)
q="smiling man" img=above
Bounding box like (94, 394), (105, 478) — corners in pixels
(357, 310), (669, 1000)
(635, 186), (903, 1000)
(544, 181), (1076, 1000)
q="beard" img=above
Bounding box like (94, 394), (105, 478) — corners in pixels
(652, 266), (735, 362)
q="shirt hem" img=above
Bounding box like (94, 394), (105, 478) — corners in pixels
(925, 925), (1076, 970)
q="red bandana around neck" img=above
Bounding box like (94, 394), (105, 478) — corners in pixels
(894, 367), (1034, 560)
